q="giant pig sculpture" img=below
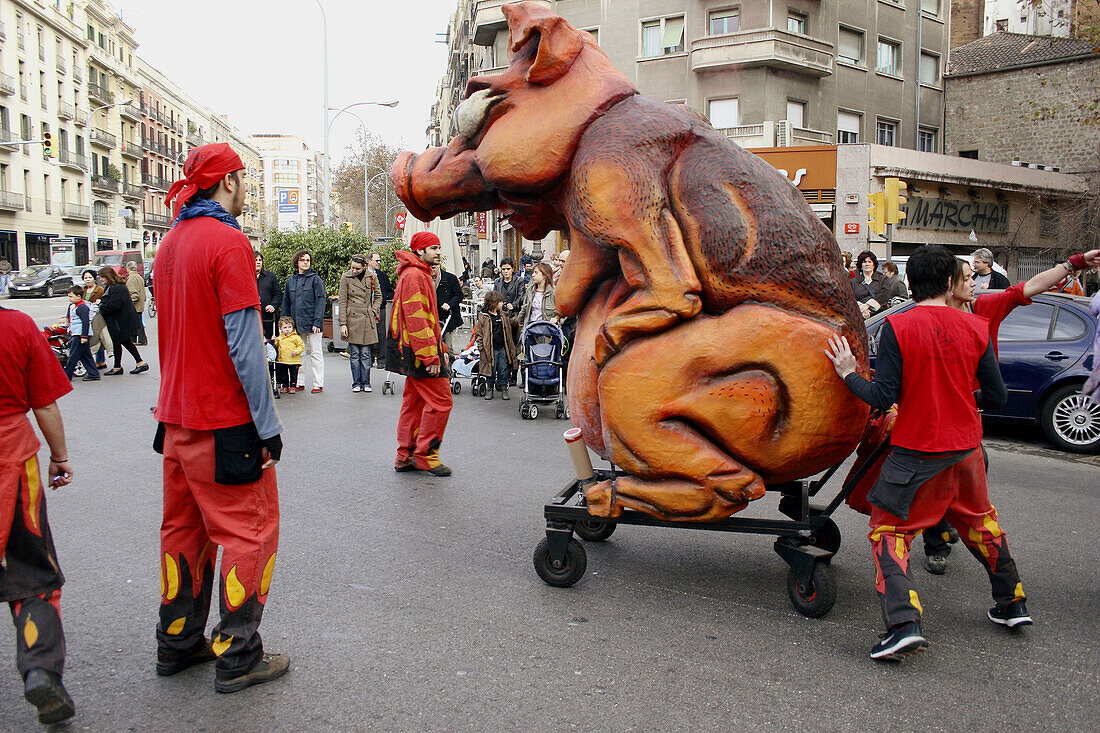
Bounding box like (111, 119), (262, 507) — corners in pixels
(393, 2), (870, 521)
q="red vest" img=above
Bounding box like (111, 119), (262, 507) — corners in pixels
(887, 305), (990, 452)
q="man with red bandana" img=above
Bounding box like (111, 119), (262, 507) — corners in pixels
(0, 307), (76, 724)
(386, 231), (454, 476)
(155, 143), (289, 693)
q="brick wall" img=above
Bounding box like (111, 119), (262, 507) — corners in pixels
(950, 0), (984, 47)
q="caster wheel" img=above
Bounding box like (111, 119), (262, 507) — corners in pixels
(574, 518), (616, 542)
(451, 382), (461, 395)
(533, 537), (587, 587)
(74, 362), (87, 378)
(520, 402), (529, 419)
(327, 342), (335, 353)
(529, 404), (538, 419)
(786, 563), (836, 618)
(811, 518), (842, 556)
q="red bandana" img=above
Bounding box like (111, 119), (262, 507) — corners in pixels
(410, 231), (440, 251)
(164, 143), (244, 218)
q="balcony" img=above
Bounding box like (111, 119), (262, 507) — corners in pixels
(120, 104), (140, 122)
(187, 132), (206, 147)
(472, 0), (507, 45)
(56, 54), (67, 74)
(144, 212), (171, 228)
(88, 82), (114, 105)
(690, 28), (834, 77)
(0, 72), (14, 96)
(90, 128), (117, 148)
(121, 182), (145, 200)
(73, 67), (82, 84)
(38, 45), (46, 63)
(19, 85), (28, 102)
(91, 175), (119, 193)
(58, 101), (75, 120)
(74, 109), (89, 127)
(716, 124), (769, 148)
(0, 190), (23, 211)
(40, 92), (48, 111)
(0, 128), (18, 151)
(61, 202), (90, 221)
(121, 140), (143, 159)
(142, 173), (171, 191)
(17, 32), (25, 50)
(141, 135), (156, 152)
(57, 149), (88, 171)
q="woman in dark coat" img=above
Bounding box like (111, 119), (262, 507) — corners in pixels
(280, 249), (327, 391)
(850, 250), (890, 319)
(97, 266), (147, 375)
(255, 251), (282, 338)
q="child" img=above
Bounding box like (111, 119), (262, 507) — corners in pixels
(264, 337), (280, 399)
(273, 316), (306, 394)
(476, 290), (516, 400)
(64, 286), (100, 381)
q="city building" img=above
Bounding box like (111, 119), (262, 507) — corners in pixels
(248, 134), (321, 232)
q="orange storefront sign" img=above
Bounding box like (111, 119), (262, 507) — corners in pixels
(750, 146), (837, 190)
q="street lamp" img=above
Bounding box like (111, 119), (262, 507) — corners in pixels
(311, 0), (330, 228)
(326, 101), (399, 234)
(87, 98), (133, 254)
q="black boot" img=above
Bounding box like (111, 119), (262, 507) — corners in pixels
(24, 669), (75, 724)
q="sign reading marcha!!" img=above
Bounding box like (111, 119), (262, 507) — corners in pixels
(899, 196), (1010, 234)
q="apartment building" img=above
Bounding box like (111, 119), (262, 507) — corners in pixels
(248, 134), (321, 232)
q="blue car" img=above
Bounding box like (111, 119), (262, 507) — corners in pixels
(865, 291), (1099, 454)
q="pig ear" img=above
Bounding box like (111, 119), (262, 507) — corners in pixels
(509, 14), (585, 86)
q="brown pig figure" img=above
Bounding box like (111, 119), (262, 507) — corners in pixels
(392, 2), (870, 521)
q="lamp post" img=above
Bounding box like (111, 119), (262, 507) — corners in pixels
(87, 98), (133, 253)
(311, 0), (330, 228)
(326, 101), (399, 235)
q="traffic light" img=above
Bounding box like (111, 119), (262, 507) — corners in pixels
(42, 131), (54, 158)
(884, 177), (907, 224)
(867, 191), (886, 236)
(343, 221), (354, 233)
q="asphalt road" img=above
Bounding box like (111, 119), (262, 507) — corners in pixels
(0, 297), (1097, 731)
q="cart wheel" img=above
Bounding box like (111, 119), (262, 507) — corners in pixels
(74, 362), (87, 378)
(327, 342), (335, 353)
(574, 518), (616, 542)
(529, 404), (538, 419)
(520, 402), (530, 419)
(533, 537), (587, 587)
(451, 381), (461, 395)
(811, 518), (842, 556)
(786, 563), (836, 618)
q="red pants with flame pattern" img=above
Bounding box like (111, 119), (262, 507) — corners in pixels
(1, 455), (66, 677)
(396, 376), (453, 470)
(869, 449), (1025, 628)
(158, 425), (279, 676)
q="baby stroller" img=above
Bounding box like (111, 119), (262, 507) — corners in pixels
(452, 340), (488, 398)
(264, 338), (280, 400)
(518, 320), (568, 420)
(42, 324), (85, 378)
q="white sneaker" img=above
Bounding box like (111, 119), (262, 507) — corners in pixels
(352, 385), (361, 393)
(363, 385), (373, 393)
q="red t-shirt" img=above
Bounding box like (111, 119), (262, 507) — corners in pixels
(973, 282), (1030, 356)
(153, 217), (260, 430)
(887, 305), (990, 452)
(0, 308), (73, 461)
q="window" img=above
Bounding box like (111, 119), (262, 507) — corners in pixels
(786, 100), (806, 128)
(838, 27), (863, 65)
(919, 52), (940, 85)
(995, 19), (1008, 31)
(837, 111), (861, 143)
(708, 98), (739, 129)
(1040, 208), (1058, 238)
(1052, 308), (1087, 340)
(787, 12), (806, 35)
(20, 114), (32, 142)
(959, 149), (979, 159)
(87, 24), (94, 41)
(920, 0), (940, 15)
(710, 9), (740, 35)
(640, 16), (685, 57)
(877, 39), (901, 75)
(1000, 303), (1054, 341)
(918, 127), (937, 152)
(877, 118), (897, 146)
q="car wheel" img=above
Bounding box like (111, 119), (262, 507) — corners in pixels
(1040, 383), (1100, 454)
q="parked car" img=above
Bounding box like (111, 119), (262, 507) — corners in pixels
(7, 265), (78, 298)
(865, 291), (1099, 454)
(883, 255), (1008, 285)
(89, 249), (144, 278)
(143, 258), (154, 288)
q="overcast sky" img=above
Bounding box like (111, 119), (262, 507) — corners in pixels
(115, 0), (458, 166)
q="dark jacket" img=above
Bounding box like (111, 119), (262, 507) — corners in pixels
(480, 260), (495, 278)
(882, 274), (908, 301)
(385, 251), (449, 379)
(373, 268), (393, 306)
(983, 270), (1011, 290)
(436, 268), (464, 333)
(257, 269), (282, 331)
(494, 275), (524, 315)
(281, 270), (326, 334)
(851, 272), (890, 313)
(98, 282), (142, 341)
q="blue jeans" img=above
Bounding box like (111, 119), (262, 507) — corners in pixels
(348, 343), (373, 387)
(65, 336), (99, 379)
(490, 347), (510, 391)
(0, 273), (9, 295)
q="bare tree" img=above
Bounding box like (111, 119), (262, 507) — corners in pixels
(332, 129), (404, 236)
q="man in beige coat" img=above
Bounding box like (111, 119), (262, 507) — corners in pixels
(125, 261), (148, 345)
(338, 255), (383, 392)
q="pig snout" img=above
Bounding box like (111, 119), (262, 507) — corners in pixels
(391, 140), (499, 222)
(453, 89), (497, 139)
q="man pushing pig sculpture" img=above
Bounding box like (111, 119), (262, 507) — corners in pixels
(393, 2), (869, 522)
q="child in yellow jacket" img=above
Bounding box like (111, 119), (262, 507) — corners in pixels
(274, 316), (306, 393)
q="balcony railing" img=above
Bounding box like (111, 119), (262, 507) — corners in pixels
(472, 0), (507, 45)
(17, 32), (25, 50)
(38, 45), (46, 62)
(56, 54), (66, 74)
(121, 182), (144, 199)
(0, 128), (18, 151)
(73, 67), (82, 84)
(58, 101), (75, 120)
(0, 190), (24, 210)
(142, 173), (171, 190)
(187, 132), (206, 147)
(57, 150), (88, 170)
(90, 128), (117, 148)
(61, 202), (90, 221)
(88, 82), (114, 105)
(20, 85), (28, 102)
(690, 28), (834, 77)
(141, 136), (157, 152)
(121, 141), (143, 158)
(74, 109), (89, 127)
(120, 104), (140, 122)
(0, 73), (14, 96)
(91, 175), (119, 193)
(40, 92), (48, 110)
(123, 217), (139, 229)
(93, 209), (111, 226)
(144, 212), (171, 228)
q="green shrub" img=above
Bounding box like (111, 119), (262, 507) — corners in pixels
(259, 227), (408, 295)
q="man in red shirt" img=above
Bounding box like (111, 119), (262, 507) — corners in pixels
(155, 143), (288, 693)
(386, 231), (454, 476)
(0, 307), (77, 724)
(827, 245), (1027, 661)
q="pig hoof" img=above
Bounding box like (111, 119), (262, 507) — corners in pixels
(583, 482), (621, 519)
